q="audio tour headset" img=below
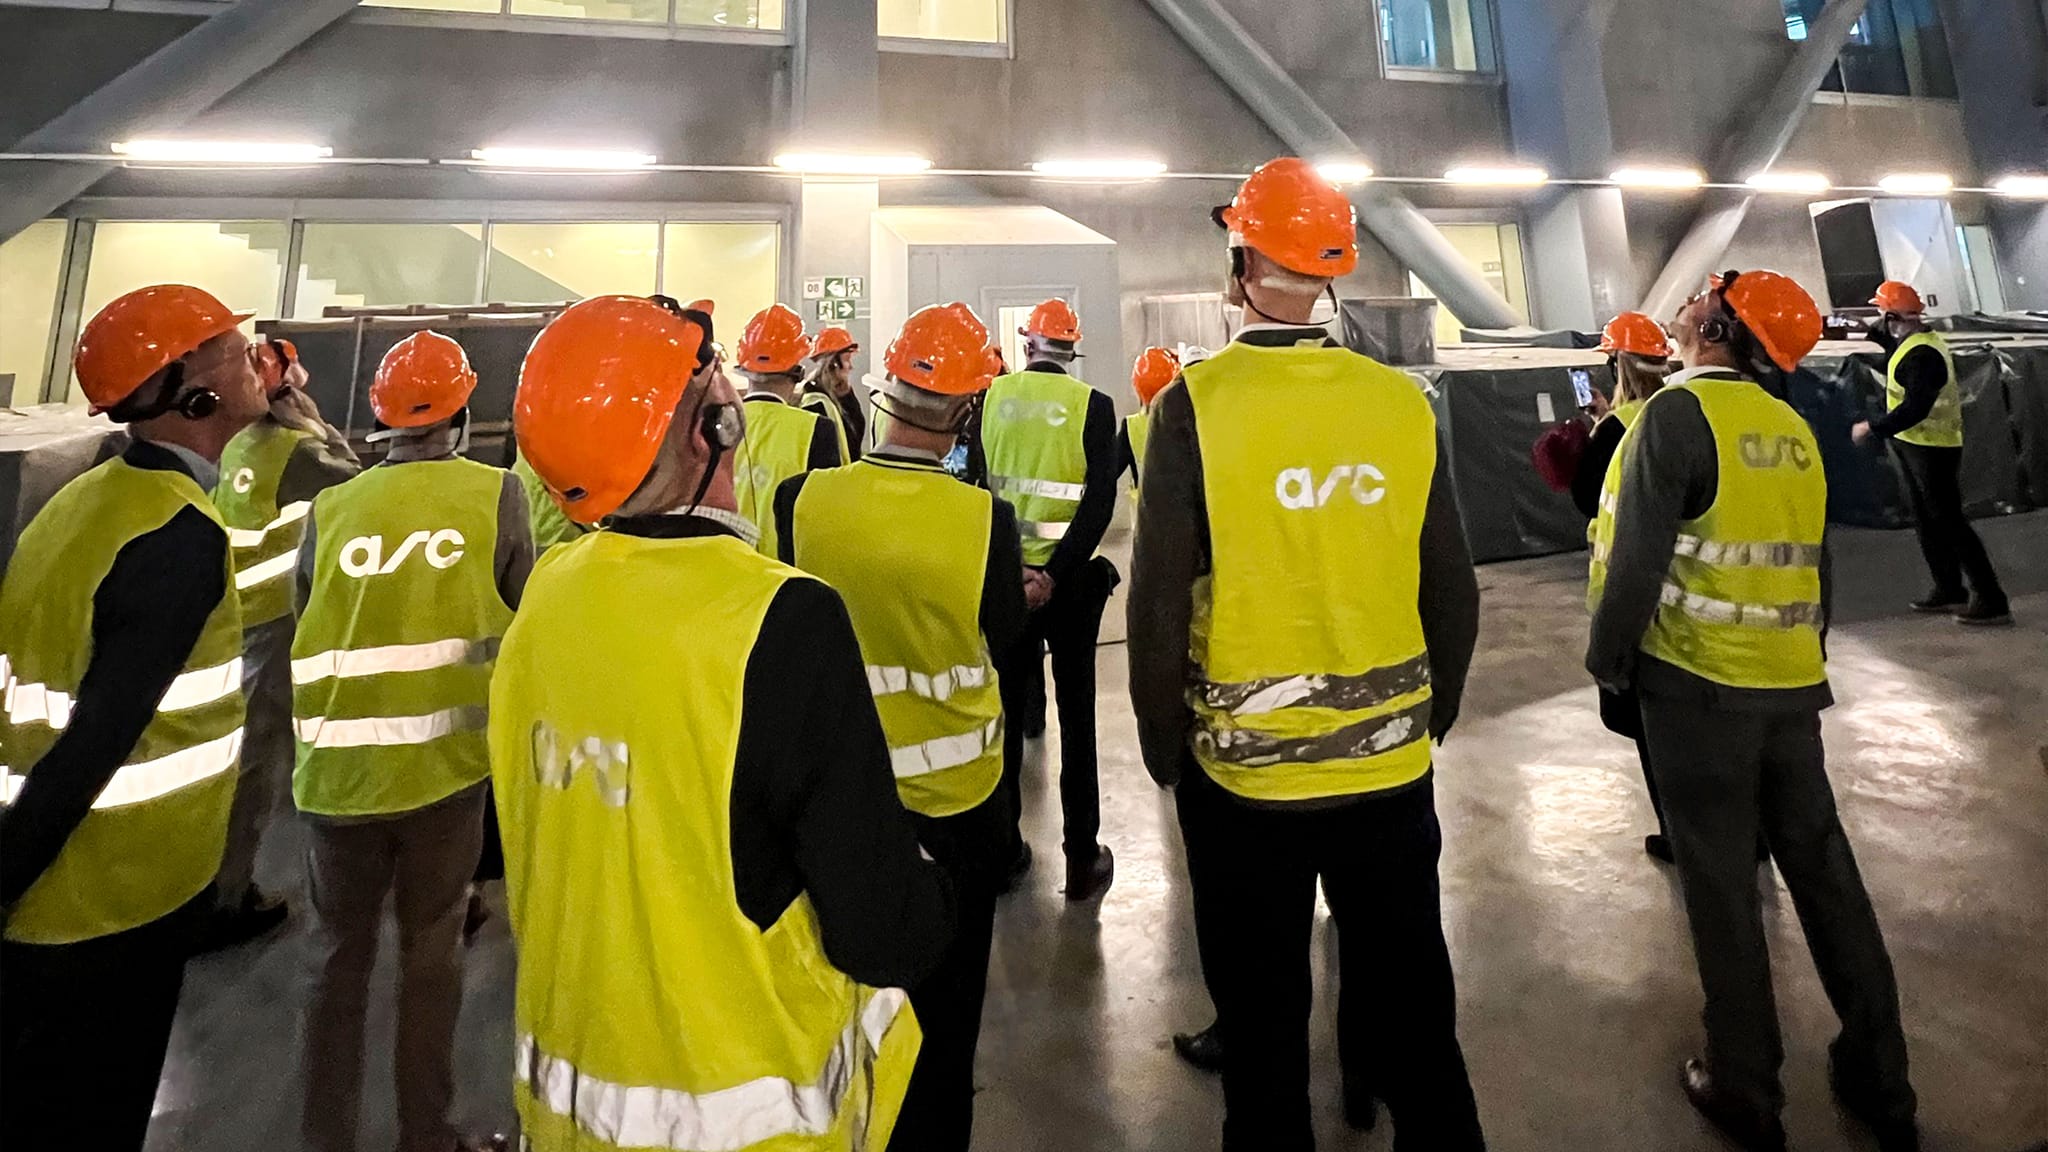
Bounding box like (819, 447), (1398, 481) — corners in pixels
(649, 294), (742, 519)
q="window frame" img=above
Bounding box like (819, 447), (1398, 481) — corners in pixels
(33, 198), (792, 402)
(1777, 0), (1959, 103)
(876, 0), (1015, 58)
(1373, 0), (1504, 84)
(1408, 210), (1533, 334)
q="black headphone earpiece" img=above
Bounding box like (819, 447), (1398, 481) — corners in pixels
(177, 388), (220, 420)
(701, 401), (742, 452)
(1699, 317), (1732, 345)
(1229, 247), (1248, 280)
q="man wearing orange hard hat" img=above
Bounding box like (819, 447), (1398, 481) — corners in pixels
(1589, 270), (1918, 1152)
(1850, 280), (2009, 624)
(776, 303), (1026, 1152)
(1126, 157), (1485, 1151)
(290, 329), (530, 1152)
(199, 334), (363, 955)
(732, 303), (847, 559)
(1, 284), (271, 1149)
(804, 325), (867, 462)
(1117, 346), (1181, 504)
(979, 295), (1120, 902)
(496, 294), (949, 1152)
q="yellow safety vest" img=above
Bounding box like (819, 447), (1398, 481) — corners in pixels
(1630, 378), (1828, 689)
(982, 370), (1094, 566)
(291, 459), (513, 817)
(791, 458), (1003, 818)
(514, 450), (587, 553)
(737, 399), (835, 560)
(1886, 331), (1963, 448)
(1585, 399), (1647, 611)
(216, 420), (316, 627)
(1125, 409), (1152, 505)
(801, 389), (854, 463)
(490, 529), (920, 1152)
(0, 458), (244, 943)
(1184, 341), (1437, 803)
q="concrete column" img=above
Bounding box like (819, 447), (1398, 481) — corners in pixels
(1495, 0), (1637, 331)
(1943, 0), (2048, 308)
(0, 0), (362, 243)
(789, 0), (882, 368)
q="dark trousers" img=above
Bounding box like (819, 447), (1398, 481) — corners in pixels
(1, 888), (209, 1151)
(301, 786), (486, 1152)
(218, 617), (295, 906)
(891, 793), (1009, 1152)
(1598, 684), (1668, 837)
(999, 556), (1117, 859)
(1176, 766), (1484, 1152)
(1639, 693), (1915, 1122)
(1895, 441), (2007, 609)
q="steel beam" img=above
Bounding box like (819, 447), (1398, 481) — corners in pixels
(0, 0), (362, 243)
(1638, 0), (1869, 318)
(1140, 0), (1523, 330)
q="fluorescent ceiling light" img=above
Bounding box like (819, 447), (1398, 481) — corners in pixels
(470, 147), (656, 170)
(1029, 158), (1168, 180)
(1993, 174), (2048, 199)
(773, 152), (932, 176)
(111, 140), (332, 164)
(1746, 170), (1832, 194)
(1611, 166), (1706, 189)
(1878, 171), (1954, 195)
(1316, 162), (1377, 185)
(1444, 165), (1549, 187)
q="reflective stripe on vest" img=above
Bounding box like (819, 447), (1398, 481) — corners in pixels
(1635, 378), (1827, 689)
(515, 989), (908, 1152)
(1886, 331), (1962, 448)
(492, 532), (923, 1152)
(292, 459), (512, 817)
(225, 500), (311, 549)
(217, 422), (316, 626)
(792, 457), (1004, 818)
(1184, 342), (1437, 802)
(0, 457), (243, 944)
(233, 547), (300, 593)
(982, 371), (1094, 566)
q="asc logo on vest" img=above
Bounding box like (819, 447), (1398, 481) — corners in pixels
(1276, 464), (1387, 510)
(1737, 433), (1815, 472)
(230, 467), (256, 495)
(995, 398), (1070, 427)
(338, 530), (467, 578)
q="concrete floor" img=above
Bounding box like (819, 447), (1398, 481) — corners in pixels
(147, 526), (2048, 1152)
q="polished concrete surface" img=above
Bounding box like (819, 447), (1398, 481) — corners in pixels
(147, 528), (2048, 1152)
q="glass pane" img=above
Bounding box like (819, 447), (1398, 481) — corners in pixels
(0, 220), (67, 407)
(660, 223), (781, 334)
(509, 0), (665, 20)
(879, 0), (1005, 43)
(1380, 0), (1493, 72)
(486, 222), (659, 302)
(77, 221), (287, 404)
(677, 0), (781, 29)
(361, 0), (503, 12)
(1408, 223), (1528, 345)
(293, 223), (485, 318)
(1779, 0), (1954, 97)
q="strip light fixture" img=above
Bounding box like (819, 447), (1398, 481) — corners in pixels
(1611, 166), (1706, 189)
(774, 152), (933, 176)
(1746, 170), (1832, 194)
(1030, 158), (1169, 180)
(111, 140), (332, 164)
(1878, 171), (1955, 195)
(1316, 162), (1378, 185)
(1993, 174), (2048, 199)
(470, 146), (656, 170)
(1444, 165), (1549, 187)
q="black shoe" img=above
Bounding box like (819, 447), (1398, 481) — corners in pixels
(999, 842), (1033, 894)
(1829, 1052), (1920, 1152)
(192, 890), (289, 955)
(1954, 600), (2014, 627)
(1680, 1059), (1786, 1152)
(463, 889), (490, 943)
(1910, 590), (1969, 613)
(1645, 834), (1675, 863)
(1171, 1022), (1225, 1073)
(1341, 1074), (1378, 1132)
(1064, 845), (1114, 901)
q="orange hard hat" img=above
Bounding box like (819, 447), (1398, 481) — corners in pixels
(73, 284), (253, 413)
(516, 295), (708, 524)
(1020, 299), (1082, 343)
(685, 299), (715, 315)
(1598, 312), (1672, 359)
(1869, 280), (1924, 316)
(1130, 347), (1181, 406)
(736, 304), (809, 375)
(1718, 270), (1824, 372)
(1215, 157), (1359, 278)
(885, 303), (997, 397)
(810, 327), (859, 360)
(372, 330), (477, 430)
